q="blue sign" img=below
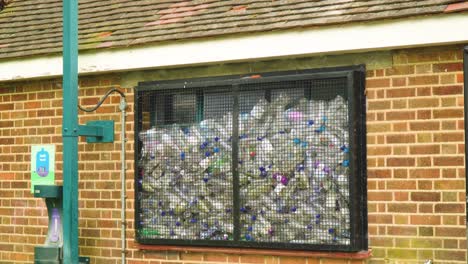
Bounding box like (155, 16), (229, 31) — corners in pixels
(36, 148), (50, 177)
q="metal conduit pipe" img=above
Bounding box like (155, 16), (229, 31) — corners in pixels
(78, 87), (127, 263)
(119, 97), (127, 264)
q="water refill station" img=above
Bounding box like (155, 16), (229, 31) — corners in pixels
(33, 0), (127, 263)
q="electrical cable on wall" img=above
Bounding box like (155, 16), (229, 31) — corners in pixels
(78, 88), (126, 112)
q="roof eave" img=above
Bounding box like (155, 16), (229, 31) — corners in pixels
(0, 12), (467, 82)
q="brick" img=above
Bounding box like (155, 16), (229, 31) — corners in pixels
(456, 73), (463, 83)
(377, 114), (386, 123)
(433, 109), (463, 119)
(367, 146), (391, 156)
(393, 169), (407, 178)
(435, 227), (466, 239)
(387, 249), (417, 259)
(438, 50), (458, 61)
(408, 169), (439, 178)
(435, 250), (466, 261)
(418, 159), (437, 171)
(410, 192), (440, 202)
(11, 94), (27, 101)
(367, 123), (391, 133)
(386, 111), (415, 121)
(453, 168), (463, 178)
(418, 249), (434, 260)
(368, 214), (392, 224)
(415, 64), (432, 74)
(366, 90), (376, 100)
(433, 62), (463, 73)
(443, 239), (458, 249)
(417, 157), (432, 167)
(394, 215), (408, 225)
(417, 110), (431, 119)
(387, 158), (415, 167)
(408, 75), (439, 85)
(391, 77), (406, 87)
(396, 239), (412, 249)
(443, 215), (459, 225)
(418, 180), (433, 190)
(440, 74), (456, 84)
(407, 53), (437, 63)
(434, 180), (464, 190)
(459, 238), (467, 249)
(386, 134), (415, 144)
(393, 146), (407, 155)
(369, 237), (393, 247)
(386, 88), (415, 98)
(411, 215), (440, 226)
(417, 87), (432, 96)
(416, 157), (432, 167)
(367, 169), (391, 178)
(441, 120), (457, 130)
(394, 191), (409, 201)
(391, 99), (407, 109)
(433, 132), (464, 142)
(408, 98), (439, 108)
(367, 101), (390, 110)
(392, 122), (407, 132)
(388, 203), (417, 213)
(435, 204), (464, 213)
(433, 156), (464, 166)
(385, 65), (414, 76)
(386, 180), (416, 190)
(367, 78), (390, 88)
(442, 192), (458, 202)
(432, 85), (463, 95)
(419, 226), (434, 236)
(411, 238), (442, 248)
(409, 145), (439, 155)
(0, 103), (15, 111)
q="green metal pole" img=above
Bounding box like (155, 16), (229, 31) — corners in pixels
(62, 0), (79, 263)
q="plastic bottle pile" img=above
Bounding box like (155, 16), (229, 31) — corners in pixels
(138, 94), (351, 245)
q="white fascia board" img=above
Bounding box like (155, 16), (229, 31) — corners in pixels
(1, 13), (468, 82)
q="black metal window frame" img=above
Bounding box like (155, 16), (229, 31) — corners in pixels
(134, 65), (368, 252)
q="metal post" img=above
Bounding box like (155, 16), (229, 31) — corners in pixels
(62, 0), (79, 263)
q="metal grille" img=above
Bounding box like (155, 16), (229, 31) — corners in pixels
(237, 79), (350, 245)
(135, 68), (367, 251)
(137, 87), (234, 241)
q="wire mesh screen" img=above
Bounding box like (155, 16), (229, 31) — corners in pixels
(237, 79), (350, 245)
(137, 88), (234, 241)
(135, 70), (364, 250)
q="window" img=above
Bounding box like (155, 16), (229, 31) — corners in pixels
(135, 66), (367, 251)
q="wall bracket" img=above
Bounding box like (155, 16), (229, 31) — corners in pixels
(78, 120), (114, 143)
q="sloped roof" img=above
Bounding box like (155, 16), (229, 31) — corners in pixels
(0, 0), (464, 60)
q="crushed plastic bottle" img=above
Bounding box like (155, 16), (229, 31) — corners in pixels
(138, 93), (350, 245)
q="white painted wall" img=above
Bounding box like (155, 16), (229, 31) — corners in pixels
(1, 13), (468, 82)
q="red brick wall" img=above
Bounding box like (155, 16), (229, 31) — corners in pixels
(0, 45), (465, 263)
(366, 46), (466, 263)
